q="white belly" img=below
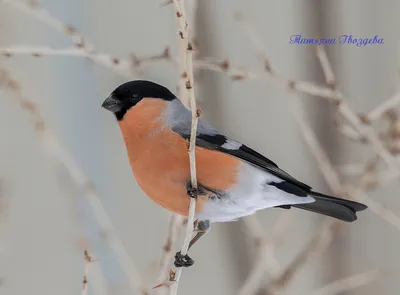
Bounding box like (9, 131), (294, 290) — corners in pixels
(195, 162), (315, 222)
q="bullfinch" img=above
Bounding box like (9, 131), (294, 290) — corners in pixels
(102, 80), (367, 267)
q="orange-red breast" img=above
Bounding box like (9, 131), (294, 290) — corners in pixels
(102, 80), (367, 267)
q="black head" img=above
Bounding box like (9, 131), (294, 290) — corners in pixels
(102, 80), (176, 120)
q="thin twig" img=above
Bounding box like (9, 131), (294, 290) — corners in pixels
(0, 45), (171, 78)
(354, 190), (400, 231)
(294, 95), (400, 232)
(315, 45), (400, 177)
(3, 0), (96, 53)
(82, 249), (94, 295)
(0, 46), (91, 57)
(237, 214), (287, 295)
(1, 70), (146, 295)
(234, 13), (272, 71)
(194, 26), (400, 180)
(1, 1), (172, 79)
(309, 270), (378, 295)
(194, 59), (260, 80)
(1, 0), (138, 78)
(0, 46), (134, 78)
(236, 245), (268, 295)
(293, 62), (400, 233)
(264, 220), (337, 295)
(218, 18), (396, 294)
(334, 114), (365, 142)
(314, 47), (400, 227)
(169, 1), (199, 294)
(188, 16), (400, 295)
(366, 92), (400, 121)
(315, 45), (336, 88)
(155, 214), (184, 293)
(292, 106), (342, 193)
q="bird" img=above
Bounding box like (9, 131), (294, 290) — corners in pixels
(102, 80), (367, 268)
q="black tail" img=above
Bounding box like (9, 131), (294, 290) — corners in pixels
(292, 191), (367, 222)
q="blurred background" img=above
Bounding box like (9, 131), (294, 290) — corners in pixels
(1, 0), (400, 294)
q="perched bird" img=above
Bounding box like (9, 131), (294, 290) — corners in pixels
(102, 80), (367, 267)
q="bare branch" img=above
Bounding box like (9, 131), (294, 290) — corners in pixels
(3, 0), (97, 54)
(366, 92), (400, 121)
(168, 1), (199, 294)
(264, 220), (337, 295)
(236, 245), (267, 295)
(315, 45), (336, 88)
(237, 214), (287, 295)
(293, 108), (342, 192)
(82, 249), (94, 295)
(309, 270), (378, 295)
(1, 70), (146, 295)
(290, 83), (400, 233)
(0, 45), (171, 78)
(155, 214), (184, 292)
(0, 46), (135, 78)
(315, 46), (400, 177)
(194, 47), (400, 181)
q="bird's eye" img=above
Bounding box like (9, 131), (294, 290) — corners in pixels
(131, 94), (139, 101)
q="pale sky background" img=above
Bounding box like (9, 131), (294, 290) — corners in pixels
(1, 1), (400, 295)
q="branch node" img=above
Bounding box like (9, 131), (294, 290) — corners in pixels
(220, 60), (230, 71)
(169, 269), (176, 281)
(65, 25), (76, 35)
(359, 113), (371, 125)
(327, 80), (337, 90)
(76, 40), (85, 48)
(232, 75), (245, 81)
(130, 54), (141, 67)
(161, 46), (171, 59)
(264, 59), (273, 73)
(253, 236), (264, 247)
(288, 80), (296, 90)
(332, 98), (342, 106)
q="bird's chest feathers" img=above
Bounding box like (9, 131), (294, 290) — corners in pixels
(117, 99), (240, 215)
(131, 131), (190, 184)
(118, 99), (190, 195)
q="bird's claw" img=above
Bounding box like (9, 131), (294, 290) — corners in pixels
(174, 251), (194, 267)
(186, 183), (207, 198)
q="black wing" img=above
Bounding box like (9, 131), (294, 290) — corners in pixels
(181, 132), (312, 192)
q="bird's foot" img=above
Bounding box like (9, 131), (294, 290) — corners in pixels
(197, 220), (210, 231)
(186, 183), (207, 199)
(174, 251), (194, 267)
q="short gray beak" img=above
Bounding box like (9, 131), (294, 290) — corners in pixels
(102, 94), (122, 112)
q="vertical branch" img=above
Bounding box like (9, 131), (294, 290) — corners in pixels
(82, 249), (93, 295)
(155, 214), (184, 294)
(170, 0), (199, 294)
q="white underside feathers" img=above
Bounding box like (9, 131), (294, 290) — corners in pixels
(196, 162), (315, 222)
